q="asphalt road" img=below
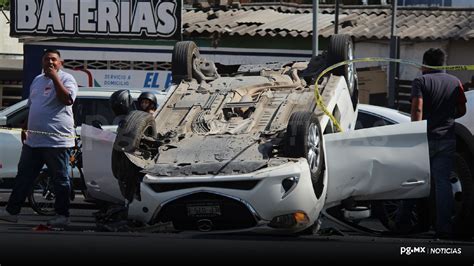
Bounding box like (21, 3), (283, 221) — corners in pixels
(0, 191), (473, 264)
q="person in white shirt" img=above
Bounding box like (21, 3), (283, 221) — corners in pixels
(0, 49), (78, 227)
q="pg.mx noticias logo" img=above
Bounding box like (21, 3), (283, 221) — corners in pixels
(400, 247), (426, 255)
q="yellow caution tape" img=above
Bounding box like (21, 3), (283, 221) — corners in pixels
(314, 57), (474, 132)
(0, 127), (78, 139)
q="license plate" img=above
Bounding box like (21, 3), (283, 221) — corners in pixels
(187, 203), (221, 217)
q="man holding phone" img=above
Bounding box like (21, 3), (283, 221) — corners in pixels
(0, 49), (78, 227)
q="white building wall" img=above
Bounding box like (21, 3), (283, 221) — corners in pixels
(0, 11), (23, 107)
(354, 40), (451, 81)
(446, 40), (474, 84)
(0, 11), (23, 69)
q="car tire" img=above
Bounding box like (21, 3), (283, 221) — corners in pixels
(373, 152), (474, 234)
(327, 34), (357, 98)
(28, 171), (56, 216)
(372, 198), (431, 234)
(172, 41), (200, 83)
(285, 111), (325, 198)
(112, 110), (157, 202)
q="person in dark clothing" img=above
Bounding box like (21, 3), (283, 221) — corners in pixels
(138, 91), (158, 114)
(410, 48), (467, 238)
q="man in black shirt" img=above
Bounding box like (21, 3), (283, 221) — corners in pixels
(410, 48), (467, 238)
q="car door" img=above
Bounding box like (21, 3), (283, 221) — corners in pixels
(324, 120), (431, 204)
(81, 124), (124, 204)
(0, 101), (28, 179)
(0, 130), (23, 179)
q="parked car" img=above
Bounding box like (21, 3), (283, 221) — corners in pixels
(0, 88), (169, 187)
(79, 36), (432, 234)
(356, 104), (410, 129)
(354, 98), (474, 235)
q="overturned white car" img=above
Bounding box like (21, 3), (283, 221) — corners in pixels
(82, 35), (430, 234)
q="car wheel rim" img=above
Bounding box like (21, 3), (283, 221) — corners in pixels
(383, 200), (400, 228)
(143, 124), (155, 138)
(347, 42), (355, 91)
(307, 123), (321, 173)
(450, 173), (463, 213)
(383, 200), (418, 231)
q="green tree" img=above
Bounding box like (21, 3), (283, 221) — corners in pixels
(0, 0), (10, 9)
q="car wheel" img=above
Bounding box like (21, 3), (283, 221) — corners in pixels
(112, 110), (157, 202)
(374, 152), (474, 234)
(28, 171), (56, 216)
(172, 41), (200, 83)
(327, 34), (357, 98)
(285, 111), (325, 198)
(372, 198), (431, 234)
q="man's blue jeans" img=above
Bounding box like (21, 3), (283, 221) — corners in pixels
(397, 138), (455, 234)
(6, 145), (72, 217)
(430, 138), (456, 234)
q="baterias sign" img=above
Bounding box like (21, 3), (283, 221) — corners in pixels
(10, 0), (181, 40)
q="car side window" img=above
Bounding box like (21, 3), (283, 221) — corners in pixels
(73, 98), (116, 127)
(355, 111), (395, 130)
(6, 107), (29, 128)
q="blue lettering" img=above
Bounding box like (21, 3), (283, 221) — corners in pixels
(165, 73), (172, 90)
(151, 72), (160, 88)
(143, 72), (153, 88)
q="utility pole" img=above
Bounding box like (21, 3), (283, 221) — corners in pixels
(334, 0), (340, 34)
(312, 0), (319, 57)
(388, 0), (398, 108)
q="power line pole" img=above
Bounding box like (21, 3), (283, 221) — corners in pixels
(388, 0), (398, 108)
(312, 0), (319, 57)
(334, 0), (340, 34)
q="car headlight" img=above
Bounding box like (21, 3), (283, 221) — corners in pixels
(268, 211), (310, 229)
